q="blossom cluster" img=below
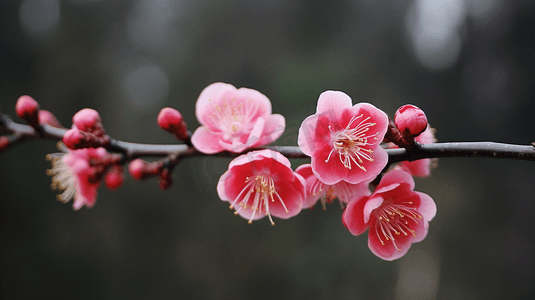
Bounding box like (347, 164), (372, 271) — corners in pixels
(190, 84), (436, 260)
(4, 83), (438, 261)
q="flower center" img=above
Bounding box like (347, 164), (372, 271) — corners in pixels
(325, 114), (379, 171)
(229, 174), (288, 225)
(209, 99), (251, 140)
(46, 153), (78, 203)
(373, 200), (422, 252)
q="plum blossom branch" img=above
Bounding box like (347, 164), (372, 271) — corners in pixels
(385, 141), (535, 164)
(2, 90), (535, 261)
(2, 113), (535, 163)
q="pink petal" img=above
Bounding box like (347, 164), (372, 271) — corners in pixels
(343, 146), (388, 184)
(342, 196), (370, 236)
(216, 171), (231, 201)
(228, 149), (292, 171)
(415, 191), (437, 221)
(411, 217), (429, 243)
(311, 145), (349, 185)
(298, 114), (320, 156)
(195, 82), (234, 125)
(316, 91), (352, 121)
(191, 126), (224, 154)
(253, 114), (285, 147)
(367, 230), (411, 261)
(401, 159), (432, 177)
(269, 175), (305, 218)
(351, 102), (389, 142)
(377, 170), (415, 191)
(295, 164), (323, 208)
(373, 182), (401, 195)
(245, 117), (266, 149)
(363, 196), (383, 224)
(335, 180), (372, 203)
(235, 87), (272, 117)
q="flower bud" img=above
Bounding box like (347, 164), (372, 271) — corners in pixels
(73, 108), (102, 133)
(157, 107), (189, 141)
(104, 166), (124, 190)
(63, 128), (86, 150)
(129, 159), (146, 181)
(0, 136), (10, 152)
(39, 110), (62, 128)
(394, 104), (428, 137)
(15, 95), (40, 128)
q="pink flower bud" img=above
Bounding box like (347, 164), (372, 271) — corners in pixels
(129, 159), (146, 181)
(104, 166), (124, 190)
(63, 128), (85, 150)
(394, 104), (428, 137)
(157, 107), (189, 141)
(72, 108), (102, 132)
(39, 110), (62, 128)
(15, 95), (40, 128)
(157, 107), (183, 131)
(0, 136), (10, 152)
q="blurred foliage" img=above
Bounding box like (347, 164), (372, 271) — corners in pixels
(1, 0), (535, 299)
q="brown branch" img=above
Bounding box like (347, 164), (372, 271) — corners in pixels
(2, 114), (535, 164)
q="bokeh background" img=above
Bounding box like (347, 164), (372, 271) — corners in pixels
(1, 0), (535, 299)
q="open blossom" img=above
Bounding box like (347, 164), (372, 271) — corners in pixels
(217, 149), (305, 225)
(191, 82), (285, 154)
(295, 163), (371, 209)
(47, 144), (108, 210)
(395, 125), (437, 177)
(342, 170), (436, 260)
(298, 91), (389, 185)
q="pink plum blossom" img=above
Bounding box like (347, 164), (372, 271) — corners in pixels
(395, 125), (437, 177)
(342, 170), (436, 260)
(298, 91), (389, 185)
(47, 144), (108, 210)
(191, 82), (285, 154)
(295, 163), (371, 209)
(217, 149), (305, 225)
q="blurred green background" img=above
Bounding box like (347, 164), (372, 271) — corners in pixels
(1, 0), (535, 299)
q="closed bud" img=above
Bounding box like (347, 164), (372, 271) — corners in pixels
(104, 166), (124, 190)
(394, 104), (428, 137)
(39, 110), (62, 128)
(0, 136), (10, 152)
(128, 159), (146, 181)
(63, 128), (85, 150)
(157, 107), (189, 141)
(15, 95), (40, 128)
(73, 108), (102, 133)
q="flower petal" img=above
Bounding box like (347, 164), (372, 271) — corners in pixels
(191, 126), (225, 154)
(415, 191), (437, 221)
(377, 169), (415, 191)
(253, 114), (285, 147)
(342, 196), (370, 236)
